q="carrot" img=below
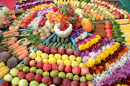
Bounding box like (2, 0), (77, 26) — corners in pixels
(17, 50), (26, 56)
(7, 40), (15, 45)
(1, 38), (17, 45)
(2, 29), (18, 35)
(3, 32), (19, 37)
(12, 46), (27, 55)
(0, 67), (10, 79)
(13, 45), (24, 51)
(18, 50), (29, 61)
(9, 42), (19, 48)
(9, 43), (19, 49)
(0, 62), (5, 69)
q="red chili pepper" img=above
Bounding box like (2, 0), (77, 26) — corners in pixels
(41, 18), (46, 26)
(38, 17), (45, 26)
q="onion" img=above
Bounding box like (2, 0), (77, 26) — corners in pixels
(45, 20), (54, 27)
(2, 6), (10, 13)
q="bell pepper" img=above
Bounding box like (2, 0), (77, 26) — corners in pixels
(41, 18), (46, 26)
(38, 17), (45, 26)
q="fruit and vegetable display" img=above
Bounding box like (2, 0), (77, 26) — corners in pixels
(0, 0), (130, 86)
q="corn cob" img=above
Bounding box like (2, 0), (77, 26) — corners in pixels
(0, 66), (7, 72)
(0, 67), (10, 79)
(116, 19), (129, 25)
(0, 62), (5, 69)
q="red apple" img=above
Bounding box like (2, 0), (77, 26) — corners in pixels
(62, 79), (71, 86)
(25, 73), (34, 81)
(51, 47), (57, 54)
(86, 81), (94, 86)
(72, 66), (80, 75)
(43, 47), (50, 54)
(66, 48), (73, 56)
(128, 14), (130, 18)
(80, 82), (87, 86)
(17, 72), (26, 79)
(29, 60), (36, 67)
(81, 67), (89, 76)
(23, 57), (31, 65)
(105, 2), (109, 5)
(115, 14), (120, 19)
(53, 77), (62, 86)
(37, 43), (45, 51)
(34, 74), (43, 82)
(65, 66), (72, 73)
(58, 64), (65, 72)
(52, 64), (58, 70)
(120, 14), (124, 19)
(0, 81), (8, 86)
(74, 50), (80, 57)
(42, 76), (52, 85)
(43, 63), (51, 71)
(58, 47), (65, 55)
(36, 61), (44, 69)
(71, 81), (80, 86)
(112, 12), (116, 15)
(100, 16), (105, 21)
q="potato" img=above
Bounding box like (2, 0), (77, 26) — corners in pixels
(41, 36), (46, 41)
(51, 29), (55, 33)
(45, 29), (51, 33)
(48, 26), (53, 29)
(34, 26), (39, 31)
(38, 29), (44, 33)
(46, 33), (51, 37)
(42, 26), (47, 31)
(40, 33), (46, 36)
(0, 52), (11, 63)
(33, 31), (39, 35)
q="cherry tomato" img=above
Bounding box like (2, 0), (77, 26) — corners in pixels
(105, 25), (111, 30)
(105, 21), (111, 25)
(4, 21), (10, 25)
(27, 15), (33, 21)
(22, 18), (30, 24)
(20, 23), (27, 29)
(30, 12), (36, 17)
(105, 29), (112, 34)
(106, 33), (113, 38)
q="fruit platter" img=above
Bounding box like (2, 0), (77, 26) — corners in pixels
(0, 0), (130, 86)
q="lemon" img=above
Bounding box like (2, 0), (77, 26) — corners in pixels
(76, 57), (82, 63)
(49, 54), (54, 58)
(81, 18), (89, 26)
(69, 55), (76, 62)
(36, 50), (43, 56)
(62, 54), (69, 61)
(42, 53), (49, 59)
(43, 59), (49, 63)
(49, 58), (57, 64)
(29, 52), (37, 59)
(35, 56), (43, 62)
(64, 60), (71, 66)
(72, 61), (79, 67)
(57, 59), (64, 65)
(55, 54), (62, 60)
(79, 63), (85, 68)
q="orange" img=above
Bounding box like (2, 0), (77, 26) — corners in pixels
(96, 17), (100, 21)
(93, 14), (97, 18)
(86, 10), (91, 14)
(82, 23), (93, 32)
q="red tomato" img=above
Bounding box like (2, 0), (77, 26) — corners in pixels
(27, 15), (33, 21)
(105, 21), (111, 25)
(30, 12), (36, 17)
(22, 18), (30, 24)
(20, 23), (27, 29)
(105, 25), (111, 30)
(105, 29), (112, 34)
(106, 33), (113, 38)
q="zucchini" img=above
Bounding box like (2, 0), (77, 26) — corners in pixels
(72, 45), (76, 51)
(48, 42), (53, 48)
(68, 42), (72, 48)
(57, 37), (60, 42)
(64, 37), (69, 43)
(65, 44), (69, 50)
(46, 40), (50, 46)
(59, 44), (65, 48)
(61, 38), (64, 43)
(53, 35), (57, 42)
(51, 42), (57, 48)
(56, 42), (62, 48)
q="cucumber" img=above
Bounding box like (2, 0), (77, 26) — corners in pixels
(64, 37), (69, 43)
(65, 44), (69, 50)
(48, 42), (53, 48)
(57, 37), (60, 42)
(72, 45), (76, 51)
(53, 35), (57, 42)
(68, 42), (72, 48)
(59, 44), (65, 48)
(51, 42), (57, 48)
(56, 42), (62, 48)
(61, 38), (64, 43)
(46, 40), (50, 46)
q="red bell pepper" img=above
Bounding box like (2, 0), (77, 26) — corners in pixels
(41, 18), (46, 26)
(38, 17), (45, 26)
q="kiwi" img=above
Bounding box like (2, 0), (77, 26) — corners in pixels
(0, 52), (10, 62)
(0, 47), (6, 53)
(7, 57), (18, 68)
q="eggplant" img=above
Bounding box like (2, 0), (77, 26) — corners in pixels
(15, 11), (22, 16)
(5, 17), (13, 21)
(0, 24), (9, 31)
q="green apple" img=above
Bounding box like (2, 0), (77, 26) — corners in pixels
(11, 77), (20, 85)
(50, 84), (56, 86)
(19, 79), (28, 86)
(86, 74), (93, 81)
(10, 68), (19, 77)
(39, 83), (47, 86)
(4, 74), (13, 82)
(29, 80), (39, 86)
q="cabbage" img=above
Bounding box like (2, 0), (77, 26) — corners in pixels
(45, 20), (54, 27)
(2, 6), (10, 13)
(0, 10), (5, 18)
